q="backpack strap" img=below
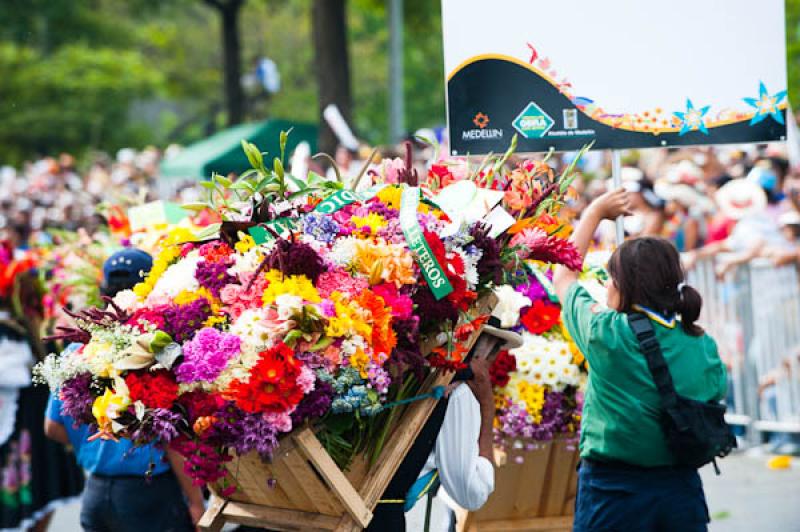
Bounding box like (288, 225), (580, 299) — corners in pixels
(627, 313), (684, 426)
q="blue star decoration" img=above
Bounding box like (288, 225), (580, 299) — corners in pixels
(743, 82), (787, 125)
(673, 99), (710, 136)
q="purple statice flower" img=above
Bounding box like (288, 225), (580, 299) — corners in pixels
(366, 362), (391, 395)
(195, 260), (235, 298)
(290, 380), (334, 426)
(176, 327), (241, 383)
(302, 213), (341, 243)
(163, 298), (212, 343)
(59, 373), (96, 426)
(131, 408), (183, 446)
(207, 404), (279, 458)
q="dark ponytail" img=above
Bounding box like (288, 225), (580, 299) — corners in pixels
(677, 284), (703, 336)
(608, 237), (705, 336)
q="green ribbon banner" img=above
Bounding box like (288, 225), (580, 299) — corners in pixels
(399, 186), (453, 300)
(248, 217), (299, 244)
(313, 185), (387, 215)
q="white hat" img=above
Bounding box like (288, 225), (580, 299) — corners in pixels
(715, 179), (767, 220)
(654, 182), (713, 212)
(665, 160), (703, 185)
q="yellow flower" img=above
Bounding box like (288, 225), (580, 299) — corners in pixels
(262, 270), (321, 305)
(325, 292), (372, 339)
(561, 324), (586, 366)
(376, 186), (403, 210)
(235, 233), (256, 254)
(133, 245), (181, 299)
(350, 213), (387, 235)
(354, 240), (416, 286)
(348, 348), (370, 379)
(516, 381), (545, 423)
(204, 315), (227, 328)
(92, 387), (130, 429)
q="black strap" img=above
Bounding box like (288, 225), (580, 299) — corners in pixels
(627, 313), (681, 413)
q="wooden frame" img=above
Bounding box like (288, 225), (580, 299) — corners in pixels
(198, 298), (495, 531)
(457, 439), (579, 532)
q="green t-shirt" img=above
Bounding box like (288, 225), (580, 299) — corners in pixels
(563, 284), (727, 467)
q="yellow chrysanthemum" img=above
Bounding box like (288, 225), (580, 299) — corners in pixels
(262, 270), (321, 305)
(203, 314), (227, 328)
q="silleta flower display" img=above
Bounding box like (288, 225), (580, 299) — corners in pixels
(35, 135), (588, 491)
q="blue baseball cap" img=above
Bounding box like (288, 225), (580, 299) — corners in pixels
(102, 248), (153, 294)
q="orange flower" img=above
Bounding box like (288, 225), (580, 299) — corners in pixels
(357, 291), (397, 358)
(193, 416), (216, 436)
(354, 239), (416, 286)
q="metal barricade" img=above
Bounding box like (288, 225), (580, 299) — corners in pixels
(688, 257), (800, 443)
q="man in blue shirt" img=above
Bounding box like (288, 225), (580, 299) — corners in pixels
(44, 249), (204, 531)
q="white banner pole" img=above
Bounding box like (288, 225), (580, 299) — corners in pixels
(611, 150), (624, 245)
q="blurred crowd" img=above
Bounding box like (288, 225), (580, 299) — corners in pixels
(3, 137), (800, 280)
(0, 148), (165, 248)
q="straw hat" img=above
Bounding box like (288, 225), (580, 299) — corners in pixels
(653, 181), (714, 213)
(715, 179), (767, 220)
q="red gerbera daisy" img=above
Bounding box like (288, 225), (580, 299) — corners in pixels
(520, 300), (562, 335)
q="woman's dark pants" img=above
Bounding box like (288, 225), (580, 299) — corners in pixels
(574, 459), (709, 532)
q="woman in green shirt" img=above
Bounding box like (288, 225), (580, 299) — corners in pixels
(554, 189), (727, 532)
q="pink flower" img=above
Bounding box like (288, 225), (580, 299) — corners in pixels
(220, 276), (267, 319)
(316, 269), (369, 299)
(297, 366), (316, 394)
(372, 283), (413, 320)
(510, 228), (583, 271)
(176, 328), (241, 383)
(263, 412), (293, 433)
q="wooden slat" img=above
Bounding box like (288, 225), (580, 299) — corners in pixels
(541, 441), (575, 516)
(294, 428), (373, 528)
(221, 501), (340, 531)
(197, 495), (227, 532)
(469, 515), (573, 531)
(268, 452), (319, 511)
(282, 448), (343, 515)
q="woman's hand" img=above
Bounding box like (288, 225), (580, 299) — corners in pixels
(587, 188), (633, 221)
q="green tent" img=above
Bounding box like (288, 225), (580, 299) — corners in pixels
(159, 119), (317, 180)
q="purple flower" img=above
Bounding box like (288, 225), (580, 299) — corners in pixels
(131, 408), (183, 445)
(176, 327), (241, 383)
(302, 213), (341, 243)
(195, 261), (235, 297)
(290, 380), (333, 426)
(207, 404), (279, 458)
(163, 298), (212, 343)
(366, 363), (391, 395)
(515, 275), (549, 304)
(59, 373), (96, 427)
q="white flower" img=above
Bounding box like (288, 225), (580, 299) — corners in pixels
(491, 285), (532, 328)
(328, 236), (360, 267)
(148, 252), (201, 302)
(275, 294), (304, 321)
(454, 247), (481, 290)
(112, 289), (139, 313)
(229, 308), (271, 352)
(227, 246), (264, 278)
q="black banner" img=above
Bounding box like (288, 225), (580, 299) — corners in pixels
(447, 58), (786, 155)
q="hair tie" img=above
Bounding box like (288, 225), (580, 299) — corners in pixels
(677, 281), (687, 296)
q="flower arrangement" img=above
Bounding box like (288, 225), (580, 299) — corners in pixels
(488, 252), (608, 457)
(35, 134), (589, 493)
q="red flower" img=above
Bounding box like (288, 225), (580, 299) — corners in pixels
(520, 300), (562, 334)
(423, 231), (477, 311)
(177, 390), (224, 424)
(429, 344), (468, 372)
(127, 306), (168, 331)
(490, 350), (517, 387)
(228, 342), (304, 414)
(125, 369), (179, 410)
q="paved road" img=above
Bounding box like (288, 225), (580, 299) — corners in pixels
(50, 454), (798, 531)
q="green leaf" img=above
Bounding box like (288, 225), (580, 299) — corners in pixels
(492, 134), (518, 175)
(241, 140), (264, 170)
(285, 174), (308, 191)
(273, 157), (285, 179)
(214, 175), (233, 188)
(181, 202), (209, 212)
(199, 181), (216, 190)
